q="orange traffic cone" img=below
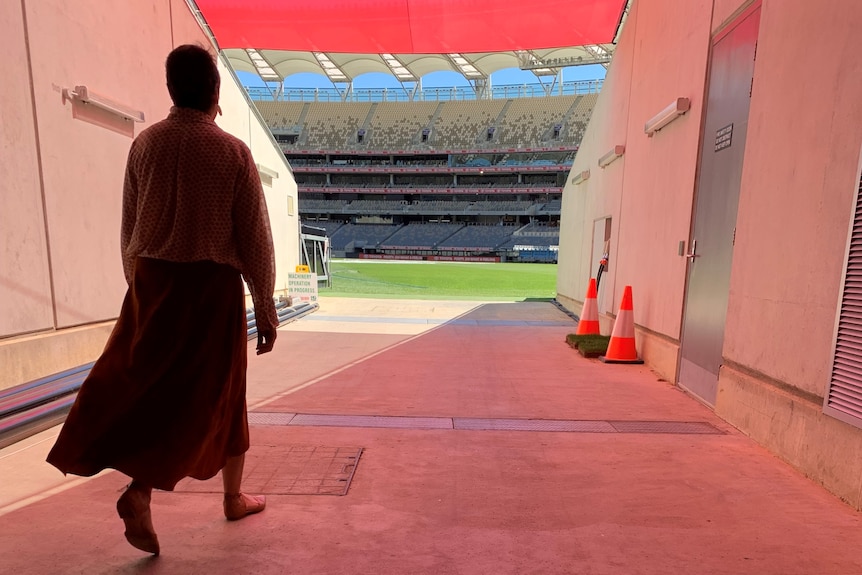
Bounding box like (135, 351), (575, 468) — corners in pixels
(600, 285), (644, 364)
(576, 278), (600, 335)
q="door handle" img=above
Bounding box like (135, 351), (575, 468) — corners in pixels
(685, 239), (700, 260)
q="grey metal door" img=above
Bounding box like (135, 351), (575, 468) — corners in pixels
(678, 6), (760, 406)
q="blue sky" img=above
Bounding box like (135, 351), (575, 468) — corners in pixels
(237, 64), (606, 90)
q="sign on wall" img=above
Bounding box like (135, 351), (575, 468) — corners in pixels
(288, 272), (318, 303)
(715, 123), (734, 152)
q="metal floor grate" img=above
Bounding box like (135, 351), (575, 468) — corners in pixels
(290, 413), (452, 429)
(249, 412), (296, 426)
(250, 412), (723, 435)
(609, 420), (721, 434)
(453, 418), (616, 433)
(173, 445), (362, 496)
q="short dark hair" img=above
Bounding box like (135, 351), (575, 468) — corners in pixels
(165, 44), (220, 112)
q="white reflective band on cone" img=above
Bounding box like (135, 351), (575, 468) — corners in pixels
(611, 309), (635, 339)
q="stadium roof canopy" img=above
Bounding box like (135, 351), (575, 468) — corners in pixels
(191, 0), (629, 84)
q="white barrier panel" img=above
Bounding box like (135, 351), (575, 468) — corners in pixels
(288, 272), (319, 304)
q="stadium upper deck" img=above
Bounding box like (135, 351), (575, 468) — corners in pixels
(245, 79), (603, 103)
(254, 92), (597, 152)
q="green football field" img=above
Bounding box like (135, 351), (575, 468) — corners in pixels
(319, 260), (558, 300)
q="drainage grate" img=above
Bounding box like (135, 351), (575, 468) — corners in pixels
(249, 412), (723, 435)
(454, 418), (616, 433)
(609, 421), (721, 434)
(248, 412), (296, 426)
(289, 413), (453, 429)
(173, 445), (363, 496)
(450, 319), (574, 327)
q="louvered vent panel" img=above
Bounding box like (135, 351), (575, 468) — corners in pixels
(826, 173), (862, 425)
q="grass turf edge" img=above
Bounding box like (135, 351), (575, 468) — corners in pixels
(565, 334), (611, 358)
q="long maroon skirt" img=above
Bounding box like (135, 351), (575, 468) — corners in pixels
(47, 257), (249, 491)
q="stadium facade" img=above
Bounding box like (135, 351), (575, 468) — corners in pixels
(253, 92), (601, 264)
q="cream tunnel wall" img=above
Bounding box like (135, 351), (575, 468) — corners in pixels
(557, 0), (710, 379)
(557, 0), (862, 509)
(214, 57), (299, 303)
(0, 0), (298, 390)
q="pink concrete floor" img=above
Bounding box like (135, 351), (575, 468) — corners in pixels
(2, 300), (862, 574)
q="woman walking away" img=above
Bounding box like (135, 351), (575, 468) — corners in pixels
(47, 44), (279, 556)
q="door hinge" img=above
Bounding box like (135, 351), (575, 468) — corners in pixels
(732, 227), (737, 246)
(685, 239), (701, 260)
(750, 42), (757, 97)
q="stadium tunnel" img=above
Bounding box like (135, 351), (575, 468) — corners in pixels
(6, 0), (862, 572)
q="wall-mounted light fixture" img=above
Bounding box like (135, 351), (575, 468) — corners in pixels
(256, 164), (279, 187)
(571, 170), (591, 185)
(62, 85), (145, 123)
(644, 98), (690, 137)
(598, 145), (626, 168)
(256, 164), (279, 180)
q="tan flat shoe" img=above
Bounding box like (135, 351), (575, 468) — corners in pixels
(116, 487), (160, 555)
(224, 493), (266, 521)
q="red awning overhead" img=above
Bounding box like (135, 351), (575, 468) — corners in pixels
(195, 0), (627, 53)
